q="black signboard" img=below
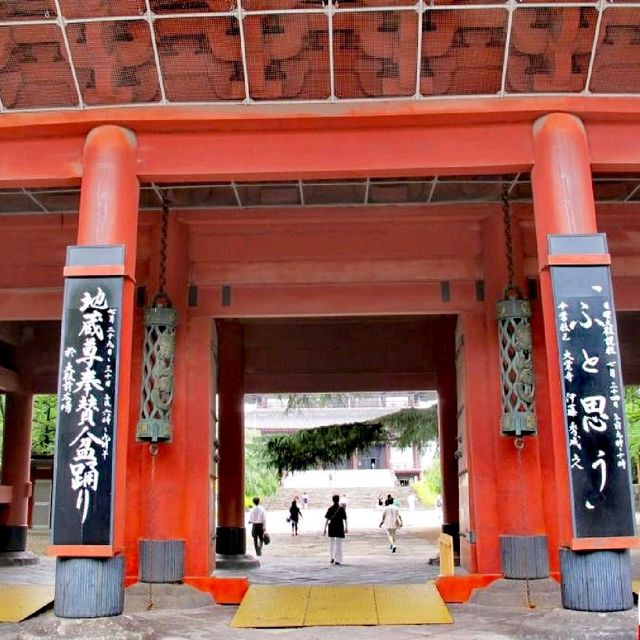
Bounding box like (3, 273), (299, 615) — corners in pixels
(52, 277), (122, 545)
(551, 265), (635, 539)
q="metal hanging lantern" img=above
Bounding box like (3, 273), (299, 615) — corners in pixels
(496, 186), (537, 437)
(137, 199), (178, 443)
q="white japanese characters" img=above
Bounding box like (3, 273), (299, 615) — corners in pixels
(60, 286), (116, 525)
(556, 289), (628, 516)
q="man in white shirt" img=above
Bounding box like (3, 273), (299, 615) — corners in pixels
(248, 496), (267, 556)
(379, 495), (402, 553)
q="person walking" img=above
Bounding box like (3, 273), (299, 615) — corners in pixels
(302, 491), (309, 509)
(248, 496), (267, 557)
(379, 495), (402, 553)
(289, 497), (303, 535)
(323, 494), (348, 565)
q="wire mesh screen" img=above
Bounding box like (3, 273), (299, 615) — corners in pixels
(506, 7), (597, 93)
(421, 9), (506, 96)
(244, 13), (330, 100)
(0, 2), (57, 20)
(334, 11), (418, 98)
(5, 172), (640, 216)
(155, 17), (245, 101)
(590, 8), (640, 94)
(1, 2), (640, 110)
(150, 0), (232, 13)
(0, 24), (78, 108)
(66, 20), (160, 105)
(161, 185), (239, 206)
(58, 0), (146, 19)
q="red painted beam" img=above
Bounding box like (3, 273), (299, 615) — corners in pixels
(0, 289), (62, 321)
(244, 372), (437, 394)
(1, 113), (640, 187)
(137, 124), (533, 182)
(192, 282), (481, 318)
(0, 137), (83, 188)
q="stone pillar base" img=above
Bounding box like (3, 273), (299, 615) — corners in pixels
(139, 539), (184, 583)
(560, 548), (632, 612)
(500, 535), (549, 579)
(0, 551), (38, 566)
(54, 556), (125, 618)
(215, 553), (260, 570)
(0, 524), (27, 552)
(216, 526), (246, 555)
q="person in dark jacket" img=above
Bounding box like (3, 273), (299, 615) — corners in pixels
(289, 498), (303, 535)
(323, 494), (348, 565)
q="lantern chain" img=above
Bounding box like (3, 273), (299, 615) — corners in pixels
(159, 198), (169, 295)
(502, 184), (515, 291)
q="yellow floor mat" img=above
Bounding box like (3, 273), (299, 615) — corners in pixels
(231, 583), (453, 628)
(306, 585), (377, 627)
(0, 584), (54, 622)
(376, 583), (452, 625)
(230, 585), (310, 628)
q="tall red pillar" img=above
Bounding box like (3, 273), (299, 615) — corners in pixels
(482, 207), (549, 579)
(532, 113), (633, 611)
(216, 320), (254, 564)
(52, 125), (139, 617)
(0, 393), (34, 557)
(434, 316), (460, 553)
(532, 114), (597, 551)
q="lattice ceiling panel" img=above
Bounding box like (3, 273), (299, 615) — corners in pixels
(0, 1), (639, 110)
(1, 174), (640, 214)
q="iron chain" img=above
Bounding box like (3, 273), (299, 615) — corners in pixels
(159, 198), (169, 295)
(502, 184), (515, 290)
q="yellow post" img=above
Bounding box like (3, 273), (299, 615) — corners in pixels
(438, 533), (455, 577)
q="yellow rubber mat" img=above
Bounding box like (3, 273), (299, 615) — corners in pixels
(376, 583), (453, 625)
(306, 585), (377, 627)
(231, 583), (452, 628)
(230, 585), (310, 628)
(0, 584), (54, 622)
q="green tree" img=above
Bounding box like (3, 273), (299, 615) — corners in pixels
(263, 406), (438, 475)
(244, 430), (280, 505)
(31, 394), (57, 455)
(625, 385), (640, 482)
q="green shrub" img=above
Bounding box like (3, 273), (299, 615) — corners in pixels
(412, 460), (441, 507)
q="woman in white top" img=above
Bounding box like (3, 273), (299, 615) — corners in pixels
(379, 496), (402, 553)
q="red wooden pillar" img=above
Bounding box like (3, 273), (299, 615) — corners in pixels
(532, 113), (633, 611)
(51, 125), (139, 617)
(77, 125), (139, 555)
(136, 214), (189, 583)
(0, 393), (34, 556)
(455, 312), (501, 573)
(435, 316), (460, 553)
(216, 320), (248, 558)
(482, 207), (548, 579)
(531, 113), (596, 552)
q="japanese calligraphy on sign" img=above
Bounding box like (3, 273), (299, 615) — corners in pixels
(552, 265), (635, 539)
(52, 278), (122, 545)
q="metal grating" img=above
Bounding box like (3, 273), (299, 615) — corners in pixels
(0, 1), (640, 111)
(1, 173), (640, 214)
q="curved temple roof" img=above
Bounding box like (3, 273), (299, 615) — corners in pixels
(0, 0), (639, 112)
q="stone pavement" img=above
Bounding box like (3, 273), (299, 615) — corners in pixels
(0, 509), (638, 639)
